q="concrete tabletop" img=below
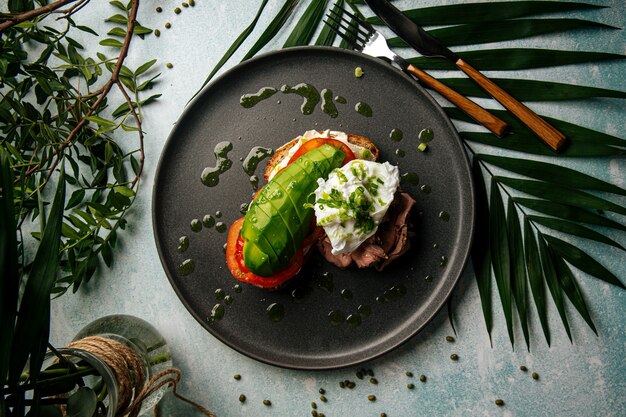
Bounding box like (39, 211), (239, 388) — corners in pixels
(50, 1), (625, 416)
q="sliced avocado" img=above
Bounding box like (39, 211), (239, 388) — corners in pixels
(242, 240), (274, 277)
(262, 181), (302, 251)
(241, 204), (282, 270)
(248, 196), (295, 265)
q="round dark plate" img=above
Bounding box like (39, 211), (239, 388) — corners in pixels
(153, 46), (475, 370)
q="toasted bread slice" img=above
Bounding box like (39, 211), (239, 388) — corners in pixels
(264, 132), (380, 180)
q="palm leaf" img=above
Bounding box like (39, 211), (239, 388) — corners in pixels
(8, 169), (65, 386)
(538, 237), (572, 342)
(366, 1), (605, 26)
(192, 0), (269, 100)
(495, 176), (626, 216)
(471, 159), (493, 342)
(283, 0), (328, 47)
(513, 198), (626, 232)
(489, 178), (514, 345)
(529, 215), (625, 251)
(508, 200), (529, 349)
(544, 235), (625, 289)
(553, 255), (598, 335)
(439, 78), (626, 101)
(461, 132), (624, 158)
(388, 19), (617, 48)
(524, 218), (551, 345)
(407, 49), (625, 71)
(315, 0), (342, 46)
(0, 151), (18, 389)
(242, 0), (301, 61)
(477, 154), (626, 196)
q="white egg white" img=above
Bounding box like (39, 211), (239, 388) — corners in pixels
(313, 160), (400, 255)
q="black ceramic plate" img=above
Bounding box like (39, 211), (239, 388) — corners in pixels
(153, 47), (474, 370)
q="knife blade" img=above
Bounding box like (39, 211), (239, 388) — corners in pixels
(364, 0), (567, 152)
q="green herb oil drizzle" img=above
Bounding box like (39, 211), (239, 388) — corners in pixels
(201, 141), (233, 187)
(240, 87), (277, 108)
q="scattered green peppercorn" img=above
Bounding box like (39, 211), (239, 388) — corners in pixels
(532, 372), (539, 380)
(311, 411), (318, 417)
(495, 399), (504, 406)
(318, 414), (325, 417)
(520, 365), (528, 372)
(347, 381), (356, 389)
(262, 399), (271, 406)
(154, 29), (161, 37)
(339, 381), (345, 388)
(189, 0), (195, 5)
(450, 353), (459, 361)
(319, 388), (325, 395)
(165, 22), (171, 29)
(182, 2), (189, 7)
(381, 414), (388, 417)
(368, 395), (376, 402)
(370, 378), (378, 385)
(405, 371), (413, 377)
(311, 402), (317, 409)
(407, 383), (415, 389)
(166, 63), (173, 69)
(320, 395), (327, 403)
(446, 335), (455, 342)
(356, 371), (364, 379)
(233, 374), (241, 380)
(238, 394), (246, 403)
(420, 374), (427, 383)
(174, 7), (181, 14)
(156, 6), (162, 12)
(367, 369), (374, 377)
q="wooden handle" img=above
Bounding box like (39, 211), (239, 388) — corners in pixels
(455, 58), (567, 152)
(406, 64), (508, 138)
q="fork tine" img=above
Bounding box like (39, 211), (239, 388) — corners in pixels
(324, 19), (359, 48)
(327, 7), (372, 39)
(326, 10), (371, 47)
(335, 3), (374, 33)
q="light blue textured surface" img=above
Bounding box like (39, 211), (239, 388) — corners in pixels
(50, 1), (625, 416)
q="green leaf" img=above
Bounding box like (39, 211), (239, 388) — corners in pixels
(0, 151), (19, 388)
(135, 59), (157, 76)
(283, 0), (328, 47)
(62, 222), (81, 240)
(86, 115), (116, 127)
(524, 218), (550, 345)
(133, 24), (153, 36)
(538, 237), (572, 342)
(110, 0), (127, 11)
(99, 38), (124, 48)
(470, 159), (492, 342)
(489, 178), (514, 346)
(529, 215), (625, 250)
(106, 14), (128, 25)
(65, 189), (85, 210)
(315, 0), (342, 46)
(107, 27), (127, 37)
(513, 198), (626, 232)
(73, 209), (97, 226)
(242, 0), (301, 61)
(101, 243), (113, 268)
(460, 131), (624, 157)
(388, 19), (617, 48)
(67, 386), (98, 417)
(507, 200), (529, 349)
(407, 48), (626, 71)
(8, 168), (65, 385)
(553, 255), (597, 335)
(495, 176), (626, 216)
(367, 1), (605, 26)
(192, 0), (269, 100)
(477, 154), (626, 196)
(544, 235), (625, 289)
(439, 78), (626, 101)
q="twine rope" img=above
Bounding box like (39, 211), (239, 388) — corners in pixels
(66, 336), (215, 417)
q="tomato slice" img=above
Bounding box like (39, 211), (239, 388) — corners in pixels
(287, 138), (355, 166)
(226, 218), (305, 288)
